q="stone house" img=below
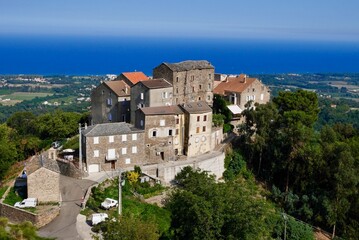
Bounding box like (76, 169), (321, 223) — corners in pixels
(91, 80), (131, 124)
(153, 60), (214, 106)
(135, 105), (185, 162)
(116, 72), (149, 87)
(81, 122), (145, 173)
(130, 79), (173, 123)
(214, 74), (270, 111)
(180, 101), (213, 157)
(27, 167), (60, 203)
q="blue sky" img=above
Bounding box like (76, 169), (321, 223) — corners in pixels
(0, 0), (358, 41)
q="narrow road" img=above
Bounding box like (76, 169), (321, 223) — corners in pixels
(38, 175), (95, 240)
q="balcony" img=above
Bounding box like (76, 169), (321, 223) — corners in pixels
(105, 154), (119, 161)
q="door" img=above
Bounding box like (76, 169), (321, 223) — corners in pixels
(111, 161), (115, 170)
(88, 164), (100, 173)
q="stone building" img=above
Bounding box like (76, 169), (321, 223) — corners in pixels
(27, 167), (60, 203)
(153, 60), (214, 106)
(116, 72), (149, 87)
(180, 101), (213, 157)
(135, 105), (185, 162)
(214, 74), (270, 111)
(81, 122), (145, 173)
(91, 80), (131, 124)
(130, 79), (173, 123)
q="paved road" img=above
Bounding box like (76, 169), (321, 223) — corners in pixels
(38, 175), (95, 240)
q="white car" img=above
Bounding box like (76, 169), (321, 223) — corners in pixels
(101, 198), (118, 210)
(14, 198), (37, 208)
(91, 213), (108, 225)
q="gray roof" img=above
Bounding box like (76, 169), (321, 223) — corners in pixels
(140, 78), (172, 89)
(180, 101), (213, 114)
(140, 105), (183, 115)
(162, 60), (214, 72)
(83, 122), (142, 137)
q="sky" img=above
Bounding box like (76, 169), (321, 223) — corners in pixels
(0, 0), (359, 42)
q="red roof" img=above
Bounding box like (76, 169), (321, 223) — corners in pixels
(121, 72), (149, 85)
(214, 75), (258, 95)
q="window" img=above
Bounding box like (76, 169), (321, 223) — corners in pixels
(160, 120), (165, 126)
(196, 127), (200, 133)
(107, 149), (116, 159)
(207, 95), (211, 100)
(94, 150), (99, 157)
(94, 137), (99, 144)
(203, 126), (206, 132)
(152, 130), (157, 137)
(176, 129), (179, 135)
(162, 92), (168, 99)
(121, 148), (127, 155)
(132, 133), (137, 141)
(176, 118), (179, 124)
(208, 83), (211, 90)
(253, 88), (255, 92)
(197, 116), (200, 122)
(109, 136), (114, 143)
(176, 88), (178, 93)
(198, 97), (201, 101)
(140, 93), (144, 100)
(132, 146), (137, 153)
(199, 84), (202, 90)
(176, 77), (179, 82)
(108, 113), (112, 121)
(122, 135), (127, 142)
(169, 129), (173, 136)
(107, 98), (112, 106)
(192, 86), (195, 92)
(140, 120), (144, 127)
(203, 115), (207, 121)
(125, 158), (131, 164)
(209, 74), (211, 79)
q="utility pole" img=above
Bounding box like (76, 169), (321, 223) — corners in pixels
(78, 124), (82, 177)
(118, 168), (122, 215)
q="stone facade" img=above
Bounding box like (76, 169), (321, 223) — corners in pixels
(91, 80), (131, 124)
(130, 79), (173, 123)
(180, 102), (213, 157)
(82, 123), (145, 172)
(153, 60), (214, 106)
(135, 106), (185, 162)
(27, 167), (60, 203)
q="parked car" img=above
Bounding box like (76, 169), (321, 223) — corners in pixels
(101, 198), (118, 210)
(91, 213), (108, 225)
(14, 198), (37, 208)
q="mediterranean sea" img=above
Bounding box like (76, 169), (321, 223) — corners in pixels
(0, 35), (358, 75)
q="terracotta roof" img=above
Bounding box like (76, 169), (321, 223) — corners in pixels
(161, 60), (214, 72)
(104, 80), (130, 97)
(140, 105), (183, 115)
(213, 75), (258, 95)
(180, 101), (212, 114)
(83, 122), (143, 137)
(140, 78), (172, 89)
(121, 72), (149, 85)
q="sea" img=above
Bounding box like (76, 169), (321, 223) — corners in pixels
(0, 35), (358, 75)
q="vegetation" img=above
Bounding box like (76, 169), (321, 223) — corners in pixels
(0, 217), (52, 240)
(0, 186), (8, 199)
(3, 187), (23, 206)
(240, 89), (359, 239)
(85, 174), (170, 238)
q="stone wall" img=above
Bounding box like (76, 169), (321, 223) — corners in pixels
(0, 203), (60, 228)
(28, 168), (60, 202)
(141, 151), (225, 185)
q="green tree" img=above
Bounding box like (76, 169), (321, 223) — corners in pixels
(0, 124), (19, 180)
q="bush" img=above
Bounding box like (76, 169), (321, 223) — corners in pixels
(3, 187), (23, 206)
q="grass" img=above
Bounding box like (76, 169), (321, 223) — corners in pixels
(0, 186), (8, 199)
(3, 187), (23, 206)
(84, 177), (171, 236)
